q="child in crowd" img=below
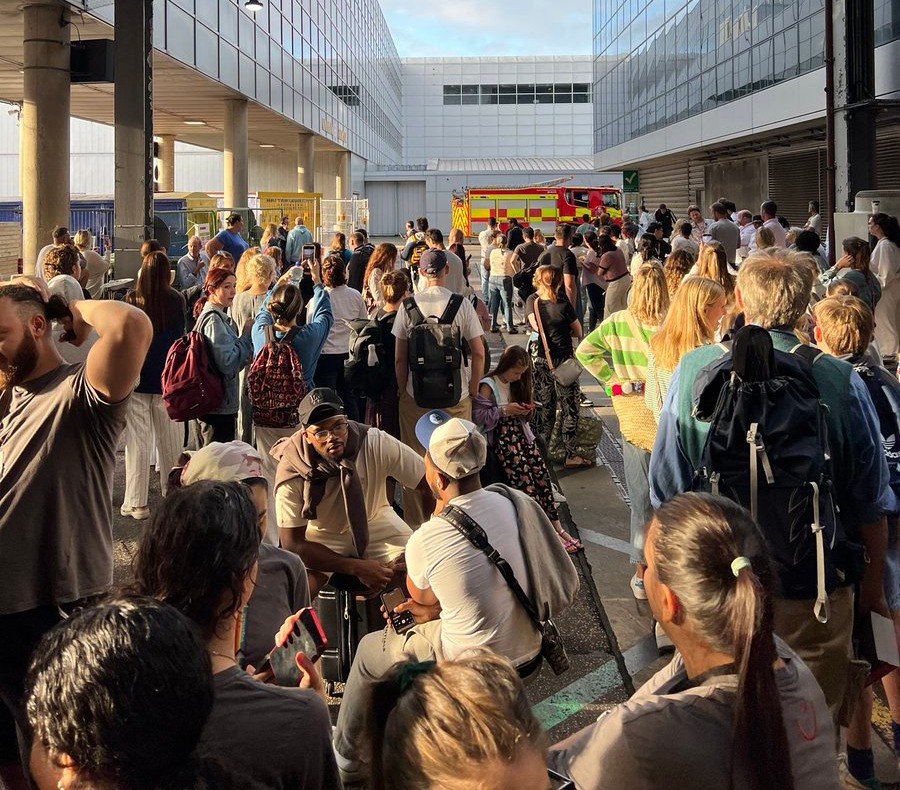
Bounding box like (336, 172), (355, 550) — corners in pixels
(812, 295), (900, 783)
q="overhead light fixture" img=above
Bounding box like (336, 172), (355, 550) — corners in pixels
(259, 144), (275, 148)
(184, 120), (206, 126)
(244, 0), (263, 11)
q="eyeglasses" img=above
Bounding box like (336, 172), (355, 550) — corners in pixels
(309, 420), (349, 440)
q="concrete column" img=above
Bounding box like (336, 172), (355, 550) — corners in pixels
(224, 99), (249, 210)
(156, 134), (175, 192)
(297, 132), (315, 194)
(337, 150), (350, 200)
(22, 2), (70, 270)
(114, 0), (154, 280)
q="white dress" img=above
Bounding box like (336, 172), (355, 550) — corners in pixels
(871, 238), (900, 357)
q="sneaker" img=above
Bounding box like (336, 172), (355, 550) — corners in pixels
(120, 504), (150, 521)
(837, 754), (879, 789)
(579, 395), (595, 407)
(630, 574), (647, 600)
(551, 483), (567, 504)
(655, 621), (674, 652)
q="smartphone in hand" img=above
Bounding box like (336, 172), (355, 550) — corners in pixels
(265, 608), (327, 687)
(381, 587), (415, 635)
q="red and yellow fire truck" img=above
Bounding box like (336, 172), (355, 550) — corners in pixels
(452, 185), (622, 237)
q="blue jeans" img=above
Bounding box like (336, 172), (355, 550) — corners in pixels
(488, 275), (514, 329)
(480, 261), (490, 304)
(622, 439), (653, 565)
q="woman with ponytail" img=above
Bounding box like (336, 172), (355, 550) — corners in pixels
(550, 493), (840, 790)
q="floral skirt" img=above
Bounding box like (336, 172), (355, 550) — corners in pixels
(492, 416), (559, 522)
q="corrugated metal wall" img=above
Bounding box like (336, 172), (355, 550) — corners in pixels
(636, 158), (699, 219)
(767, 147), (826, 228)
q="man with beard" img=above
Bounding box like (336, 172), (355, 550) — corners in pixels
(0, 277), (152, 787)
(332, 412), (575, 786)
(272, 388), (428, 599)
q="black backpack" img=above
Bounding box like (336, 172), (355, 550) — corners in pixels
(692, 326), (844, 621)
(404, 294), (465, 409)
(853, 360), (900, 499)
(344, 311), (393, 397)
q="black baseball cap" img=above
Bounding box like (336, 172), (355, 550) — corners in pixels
(419, 248), (447, 276)
(298, 388), (345, 427)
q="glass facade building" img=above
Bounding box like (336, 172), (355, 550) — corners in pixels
(592, 0), (900, 151)
(90, 0), (404, 166)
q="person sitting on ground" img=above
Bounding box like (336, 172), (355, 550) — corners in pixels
(473, 344), (582, 553)
(169, 441), (310, 673)
(549, 493), (841, 789)
(332, 413), (577, 785)
(272, 387), (429, 599)
(369, 652), (552, 790)
(131, 480), (340, 789)
(26, 597), (260, 790)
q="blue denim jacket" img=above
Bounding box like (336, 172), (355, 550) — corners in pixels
(197, 304), (254, 415)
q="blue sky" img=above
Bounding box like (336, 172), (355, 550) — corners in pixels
(378, 0), (593, 58)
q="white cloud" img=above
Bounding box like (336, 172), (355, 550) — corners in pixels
(378, 0), (593, 57)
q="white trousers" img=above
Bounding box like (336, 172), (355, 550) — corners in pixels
(255, 424), (296, 546)
(123, 392), (184, 508)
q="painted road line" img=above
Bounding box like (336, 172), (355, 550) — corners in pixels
(578, 527), (633, 556)
(533, 660), (622, 731)
(622, 634), (659, 677)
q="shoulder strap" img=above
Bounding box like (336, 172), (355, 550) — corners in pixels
(532, 298), (555, 370)
(264, 324), (275, 345)
(439, 293), (463, 324)
(480, 376), (502, 404)
(790, 343), (825, 367)
(440, 505), (541, 628)
(403, 296), (425, 326)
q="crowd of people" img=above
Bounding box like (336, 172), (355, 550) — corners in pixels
(0, 199), (897, 790)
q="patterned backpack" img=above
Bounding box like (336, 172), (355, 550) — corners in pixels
(248, 326), (307, 428)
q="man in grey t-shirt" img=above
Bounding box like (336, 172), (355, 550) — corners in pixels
(706, 201), (741, 267)
(0, 278), (151, 779)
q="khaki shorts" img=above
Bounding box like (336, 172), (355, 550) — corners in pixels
(303, 506), (411, 575)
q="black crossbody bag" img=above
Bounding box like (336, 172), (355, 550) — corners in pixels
(440, 505), (569, 675)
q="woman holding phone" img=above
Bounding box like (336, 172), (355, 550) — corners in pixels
(130, 481), (341, 789)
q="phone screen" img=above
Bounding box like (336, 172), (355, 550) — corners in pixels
(301, 244), (316, 260)
(381, 587), (415, 635)
(267, 608), (327, 687)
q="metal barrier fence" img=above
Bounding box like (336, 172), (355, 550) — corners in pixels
(319, 198), (369, 240)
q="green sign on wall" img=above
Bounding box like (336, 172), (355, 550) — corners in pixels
(623, 170), (640, 192)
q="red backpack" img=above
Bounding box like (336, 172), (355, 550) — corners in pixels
(248, 326), (307, 428)
(161, 312), (224, 421)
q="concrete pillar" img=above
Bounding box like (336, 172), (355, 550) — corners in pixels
(337, 150), (350, 200)
(114, 0), (154, 280)
(297, 132), (315, 194)
(157, 134), (175, 192)
(224, 99), (249, 211)
(22, 2), (70, 270)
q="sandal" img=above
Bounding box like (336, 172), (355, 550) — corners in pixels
(556, 530), (583, 554)
(564, 456), (593, 469)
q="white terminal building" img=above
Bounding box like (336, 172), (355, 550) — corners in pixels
(0, 0), (619, 240)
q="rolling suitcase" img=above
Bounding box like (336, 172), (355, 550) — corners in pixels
(315, 574), (383, 695)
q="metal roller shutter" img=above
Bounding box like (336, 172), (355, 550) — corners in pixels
(767, 148), (826, 228)
(875, 124), (900, 191)
(635, 158), (695, 219)
(365, 182), (399, 236)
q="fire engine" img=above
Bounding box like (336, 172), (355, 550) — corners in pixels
(452, 185), (623, 238)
